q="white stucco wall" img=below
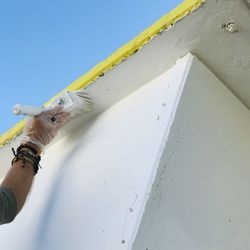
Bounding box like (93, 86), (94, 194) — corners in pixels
(0, 54), (192, 250)
(132, 56), (250, 250)
(1, 53), (249, 250)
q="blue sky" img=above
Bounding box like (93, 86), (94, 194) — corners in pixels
(0, 0), (183, 135)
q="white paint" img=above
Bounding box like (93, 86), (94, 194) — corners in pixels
(132, 56), (250, 249)
(0, 54), (192, 250)
(2, 51), (250, 249)
(1, 1), (250, 246)
(2, 0), (250, 150)
(76, 0), (250, 113)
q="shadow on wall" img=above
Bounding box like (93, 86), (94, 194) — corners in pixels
(31, 117), (97, 250)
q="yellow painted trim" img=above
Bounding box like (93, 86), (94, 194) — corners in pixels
(0, 0), (205, 146)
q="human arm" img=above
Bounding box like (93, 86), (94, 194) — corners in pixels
(0, 155), (34, 223)
(0, 105), (68, 225)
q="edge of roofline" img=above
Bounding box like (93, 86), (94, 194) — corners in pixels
(0, 0), (205, 147)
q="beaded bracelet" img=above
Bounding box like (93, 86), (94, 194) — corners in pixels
(11, 147), (41, 175)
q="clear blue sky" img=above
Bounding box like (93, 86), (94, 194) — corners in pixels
(0, 0), (183, 135)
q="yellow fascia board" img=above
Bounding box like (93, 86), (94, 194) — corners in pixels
(0, 0), (205, 146)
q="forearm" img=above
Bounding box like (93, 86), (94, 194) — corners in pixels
(0, 159), (35, 214)
(0, 105), (67, 224)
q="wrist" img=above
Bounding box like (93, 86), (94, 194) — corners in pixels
(12, 147), (41, 175)
(19, 143), (41, 155)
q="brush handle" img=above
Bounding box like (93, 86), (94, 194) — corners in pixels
(13, 104), (45, 116)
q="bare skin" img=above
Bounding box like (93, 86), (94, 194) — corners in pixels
(0, 156), (36, 214)
(0, 105), (69, 220)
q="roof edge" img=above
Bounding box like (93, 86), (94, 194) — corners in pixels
(0, 0), (205, 147)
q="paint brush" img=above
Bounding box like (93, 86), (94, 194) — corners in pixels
(13, 90), (94, 118)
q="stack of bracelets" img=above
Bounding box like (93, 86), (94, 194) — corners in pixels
(11, 145), (41, 175)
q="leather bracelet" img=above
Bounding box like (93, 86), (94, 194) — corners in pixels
(12, 148), (41, 175)
(17, 144), (39, 155)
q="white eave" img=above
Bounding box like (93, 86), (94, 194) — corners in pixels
(1, 0), (250, 145)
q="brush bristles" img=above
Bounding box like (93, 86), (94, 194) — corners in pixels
(51, 90), (94, 119)
(67, 90), (94, 117)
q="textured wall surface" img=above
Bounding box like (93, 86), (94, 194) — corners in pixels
(2, 54), (249, 250)
(132, 57), (250, 250)
(0, 55), (192, 250)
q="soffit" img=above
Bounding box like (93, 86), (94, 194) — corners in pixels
(1, 0), (250, 146)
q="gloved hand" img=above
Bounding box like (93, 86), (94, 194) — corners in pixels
(21, 105), (69, 154)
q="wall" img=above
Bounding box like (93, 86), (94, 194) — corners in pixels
(2, 54), (249, 250)
(0, 54), (192, 249)
(132, 56), (250, 249)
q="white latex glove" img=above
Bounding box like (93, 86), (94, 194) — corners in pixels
(21, 105), (69, 153)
